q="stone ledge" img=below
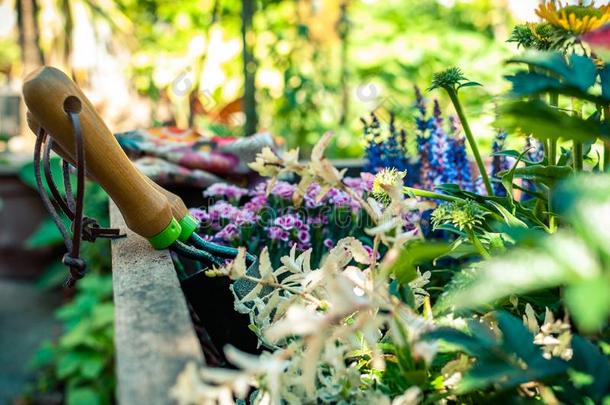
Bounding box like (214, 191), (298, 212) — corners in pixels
(110, 201), (204, 405)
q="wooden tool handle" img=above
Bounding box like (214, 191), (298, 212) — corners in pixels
(27, 112), (191, 221)
(23, 67), (179, 246)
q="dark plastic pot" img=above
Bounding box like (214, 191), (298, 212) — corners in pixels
(180, 270), (260, 355)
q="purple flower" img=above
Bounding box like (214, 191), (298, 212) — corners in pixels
(323, 239), (334, 249)
(294, 218), (305, 229)
(244, 194), (267, 212)
(204, 183), (249, 200)
(270, 181), (296, 200)
(216, 223), (239, 241)
(268, 226), (289, 242)
(360, 172), (374, 192)
(235, 209), (258, 226)
(363, 245), (380, 260)
(297, 229), (310, 244)
(304, 183), (324, 208)
(343, 176), (371, 194)
(207, 201), (240, 220)
(189, 208), (209, 222)
(275, 214), (297, 230)
(308, 214), (328, 227)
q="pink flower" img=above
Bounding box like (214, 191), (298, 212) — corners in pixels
(270, 181), (296, 199)
(268, 226), (289, 242)
(216, 224), (239, 241)
(204, 183), (249, 200)
(363, 245), (380, 260)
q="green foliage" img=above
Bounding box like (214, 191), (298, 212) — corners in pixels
(429, 67), (481, 92)
(431, 199), (487, 232)
(426, 311), (610, 402)
(441, 174), (610, 333)
(17, 160), (115, 402)
(30, 275), (115, 404)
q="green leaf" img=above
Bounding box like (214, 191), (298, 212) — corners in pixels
(458, 81), (482, 90)
(568, 53), (598, 91)
(500, 148), (529, 213)
(36, 261), (68, 289)
(570, 335), (610, 401)
(496, 100), (602, 143)
(495, 311), (540, 362)
(25, 216), (68, 249)
(509, 52), (572, 80)
(79, 354), (107, 379)
(390, 241), (450, 284)
(66, 387), (102, 405)
(29, 341), (57, 369)
(424, 327), (495, 358)
(508, 52), (597, 92)
(18, 157), (71, 195)
(389, 281), (415, 307)
(57, 351), (88, 378)
(493, 149), (545, 165)
(511, 164), (573, 187)
(600, 66), (610, 100)
(486, 201), (527, 228)
(505, 71), (561, 97)
(565, 277), (610, 332)
(449, 232), (601, 310)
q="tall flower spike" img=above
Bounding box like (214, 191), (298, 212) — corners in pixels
(363, 116), (383, 174)
(447, 135), (474, 192)
(382, 112), (408, 172)
(522, 136), (545, 201)
(427, 100), (450, 188)
(490, 130), (510, 197)
(414, 87), (433, 190)
(429, 67), (492, 195)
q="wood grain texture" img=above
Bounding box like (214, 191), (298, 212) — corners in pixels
(26, 112), (190, 221)
(23, 66), (173, 238)
(110, 201), (204, 405)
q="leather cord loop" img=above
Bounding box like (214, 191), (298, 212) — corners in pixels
(32, 101), (124, 288)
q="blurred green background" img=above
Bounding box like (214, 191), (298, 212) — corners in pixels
(0, 0), (526, 158)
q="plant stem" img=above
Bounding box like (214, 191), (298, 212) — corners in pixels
(548, 92), (559, 233)
(604, 105), (610, 173)
(548, 93), (559, 165)
(403, 187), (461, 202)
(572, 98), (583, 171)
(446, 88), (493, 196)
(469, 231), (490, 259)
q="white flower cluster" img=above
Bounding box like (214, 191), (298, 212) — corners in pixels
(171, 134), (436, 405)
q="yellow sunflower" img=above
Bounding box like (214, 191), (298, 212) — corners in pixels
(536, 1), (610, 35)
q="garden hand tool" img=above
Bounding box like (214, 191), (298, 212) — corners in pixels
(27, 112), (252, 265)
(23, 66), (254, 285)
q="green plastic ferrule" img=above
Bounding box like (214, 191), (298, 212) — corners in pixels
(148, 218), (181, 249)
(178, 214), (199, 242)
